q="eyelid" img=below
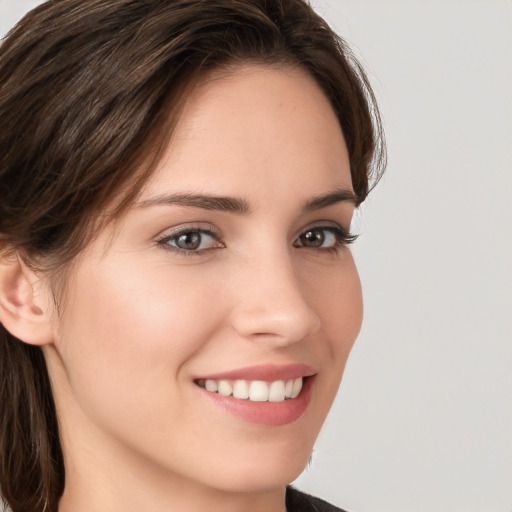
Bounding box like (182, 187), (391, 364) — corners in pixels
(296, 221), (352, 237)
(156, 222), (219, 239)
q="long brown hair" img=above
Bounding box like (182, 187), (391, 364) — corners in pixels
(0, 1), (385, 510)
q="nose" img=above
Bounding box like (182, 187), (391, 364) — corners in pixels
(229, 250), (321, 347)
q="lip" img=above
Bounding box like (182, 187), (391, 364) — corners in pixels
(195, 363), (316, 382)
(193, 364), (316, 427)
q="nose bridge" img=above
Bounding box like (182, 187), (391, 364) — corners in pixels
(230, 244), (321, 345)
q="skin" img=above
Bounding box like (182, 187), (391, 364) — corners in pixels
(29, 65), (362, 512)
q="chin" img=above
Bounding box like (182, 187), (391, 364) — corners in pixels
(196, 429), (317, 494)
(210, 459), (308, 495)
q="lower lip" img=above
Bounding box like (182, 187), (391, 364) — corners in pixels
(196, 377), (314, 427)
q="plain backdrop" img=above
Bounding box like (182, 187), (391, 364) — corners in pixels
(1, 1), (511, 511)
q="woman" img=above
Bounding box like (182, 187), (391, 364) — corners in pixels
(0, 0), (385, 511)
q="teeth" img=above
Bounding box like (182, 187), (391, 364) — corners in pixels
(205, 379), (218, 392)
(269, 380), (286, 402)
(218, 380), (232, 396)
(290, 377), (303, 399)
(249, 381), (269, 401)
(198, 377), (305, 402)
(285, 379), (293, 398)
(233, 380), (249, 399)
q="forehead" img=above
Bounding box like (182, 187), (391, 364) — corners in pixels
(140, 64), (352, 203)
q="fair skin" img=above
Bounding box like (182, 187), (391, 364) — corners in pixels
(0, 65), (362, 512)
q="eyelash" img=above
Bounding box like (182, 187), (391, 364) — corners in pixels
(156, 224), (358, 257)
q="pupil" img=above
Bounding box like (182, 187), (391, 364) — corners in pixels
(177, 232), (201, 250)
(302, 229), (324, 247)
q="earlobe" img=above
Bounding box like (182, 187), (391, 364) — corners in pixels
(0, 249), (54, 346)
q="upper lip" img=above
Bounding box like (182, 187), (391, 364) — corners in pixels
(195, 364), (316, 382)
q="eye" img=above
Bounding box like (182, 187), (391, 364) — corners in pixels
(157, 226), (222, 254)
(297, 228), (336, 248)
(294, 225), (357, 251)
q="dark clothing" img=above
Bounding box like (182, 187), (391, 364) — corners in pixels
(286, 487), (347, 512)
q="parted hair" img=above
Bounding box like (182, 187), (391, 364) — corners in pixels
(0, 1), (385, 510)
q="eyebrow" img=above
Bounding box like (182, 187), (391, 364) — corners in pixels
(135, 193), (250, 214)
(302, 188), (358, 212)
(136, 187), (357, 214)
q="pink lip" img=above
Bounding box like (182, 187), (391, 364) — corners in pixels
(195, 363), (316, 382)
(193, 364), (316, 427)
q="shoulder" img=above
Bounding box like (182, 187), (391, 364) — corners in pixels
(285, 486), (348, 512)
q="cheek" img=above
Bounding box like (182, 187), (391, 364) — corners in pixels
(305, 253), (363, 354)
(304, 254), (363, 401)
(326, 269), (363, 357)
(55, 260), (224, 414)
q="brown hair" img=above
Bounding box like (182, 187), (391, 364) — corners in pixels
(0, 0), (385, 510)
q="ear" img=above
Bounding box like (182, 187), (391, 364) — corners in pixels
(0, 249), (54, 346)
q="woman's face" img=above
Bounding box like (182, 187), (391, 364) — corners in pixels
(45, 65), (363, 497)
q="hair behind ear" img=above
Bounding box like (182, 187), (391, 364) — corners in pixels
(0, 248), (63, 511)
(0, 328), (64, 512)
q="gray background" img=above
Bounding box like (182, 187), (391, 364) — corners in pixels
(1, 1), (511, 511)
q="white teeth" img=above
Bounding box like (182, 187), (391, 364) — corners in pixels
(233, 380), (249, 399)
(285, 379), (294, 398)
(205, 379), (218, 393)
(199, 377), (305, 402)
(290, 378), (303, 399)
(269, 380), (286, 402)
(218, 380), (232, 396)
(249, 381), (269, 401)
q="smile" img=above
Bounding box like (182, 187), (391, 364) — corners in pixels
(195, 378), (303, 402)
(193, 364), (316, 425)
